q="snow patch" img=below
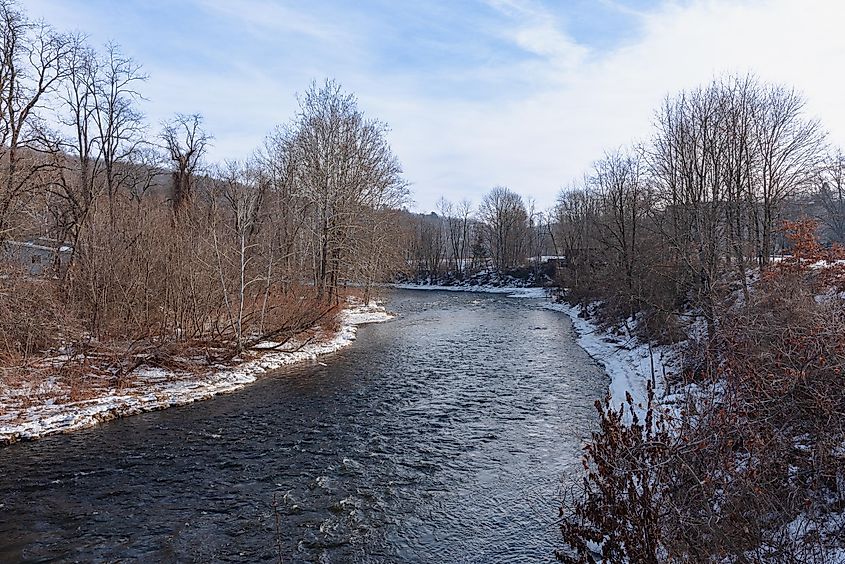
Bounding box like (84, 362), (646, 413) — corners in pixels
(542, 300), (677, 417)
(394, 283), (547, 299)
(0, 299), (393, 445)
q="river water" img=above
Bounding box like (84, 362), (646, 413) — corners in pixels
(0, 290), (606, 563)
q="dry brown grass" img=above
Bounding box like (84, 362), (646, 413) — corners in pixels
(0, 265), (82, 361)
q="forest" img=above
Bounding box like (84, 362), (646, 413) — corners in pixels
(0, 0), (408, 374)
(550, 77), (845, 562)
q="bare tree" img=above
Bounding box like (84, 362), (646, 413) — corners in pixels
(413, 212), (446, 276)
(646, 75), (825, 340)
(456, 198), (473, 273)
(751, 83), (824, 265)
(209, 161), (266, 351)
(0, 0), (71, 240)
(93, 43), (147, 212)
(478, 186), (529, 272)
(591, 149), (647, 297)
(436, 197), (457, 272)
(817, 151), (845, 242)
(259, 125), (310, 293)
(162, 112), (210, 214)
(293, 79), (407, 301)
(50, 38), (147, 279)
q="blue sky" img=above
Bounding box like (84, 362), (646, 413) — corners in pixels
(25, 0), (845, 211)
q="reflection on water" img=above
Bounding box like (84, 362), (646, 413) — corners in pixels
(0, 290), (605, 563)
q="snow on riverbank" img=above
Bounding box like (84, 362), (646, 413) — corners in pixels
(542, 301), (678, 415)
(0, 300), (393, 445)
(394, 283), (548, 299)
(396, 283), (676, 408)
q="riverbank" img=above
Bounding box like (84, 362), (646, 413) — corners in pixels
(0, 300), (393, 445)
(542, 301), (678, 413)
(393, 283), (547, 298)
(559, 251), (845, 560)
(396, 267), (552, 294)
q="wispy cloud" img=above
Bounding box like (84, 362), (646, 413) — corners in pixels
(485, 0), (589, 70)
(21, 0), (845, 212)
(194, 0), (360, 46)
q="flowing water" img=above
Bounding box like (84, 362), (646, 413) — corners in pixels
(0, 290), (607, 563)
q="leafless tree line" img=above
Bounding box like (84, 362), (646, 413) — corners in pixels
(0, 0), (408, 359)
(406, 186), (550, 280)
(554, 74), (830, 341)
(561, 227), (845, 562)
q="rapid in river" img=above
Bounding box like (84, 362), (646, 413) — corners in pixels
(0, 289), (607, 563)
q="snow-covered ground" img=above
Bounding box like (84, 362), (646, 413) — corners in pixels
(542, 301), (678, 415)
(0, 300), (393, 445)
(549, 293), (845, 558)
(394, 283), (548, 298)
(2, 285), (672, 446)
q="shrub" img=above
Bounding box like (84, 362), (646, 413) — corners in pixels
(0, 266), (79, 359)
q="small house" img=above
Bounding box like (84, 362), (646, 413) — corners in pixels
(2, 238), (73, 276)
(529, 255), (568, 270)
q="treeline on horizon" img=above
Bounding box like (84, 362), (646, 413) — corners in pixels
(412, 76), (843, 297)
(0, 0), (409, 362)
(405, 187), (553, 280)
(406, 73), (844, 308)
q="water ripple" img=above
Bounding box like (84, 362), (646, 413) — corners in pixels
(0, 290), (606, 563)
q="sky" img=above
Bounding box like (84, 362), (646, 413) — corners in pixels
(24, 0), (845, 212)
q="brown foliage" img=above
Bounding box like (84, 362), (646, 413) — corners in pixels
(559, 384), (669, 563)
(0, 266), (81, 359)
(772, 218), (845, 290)
(561, 222), (845, 562)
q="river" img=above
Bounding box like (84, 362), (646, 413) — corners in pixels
(0, 289), (607, 563)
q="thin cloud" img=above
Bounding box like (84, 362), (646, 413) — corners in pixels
(20, 0), (845, 213)
(194, 0), (360, 45)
